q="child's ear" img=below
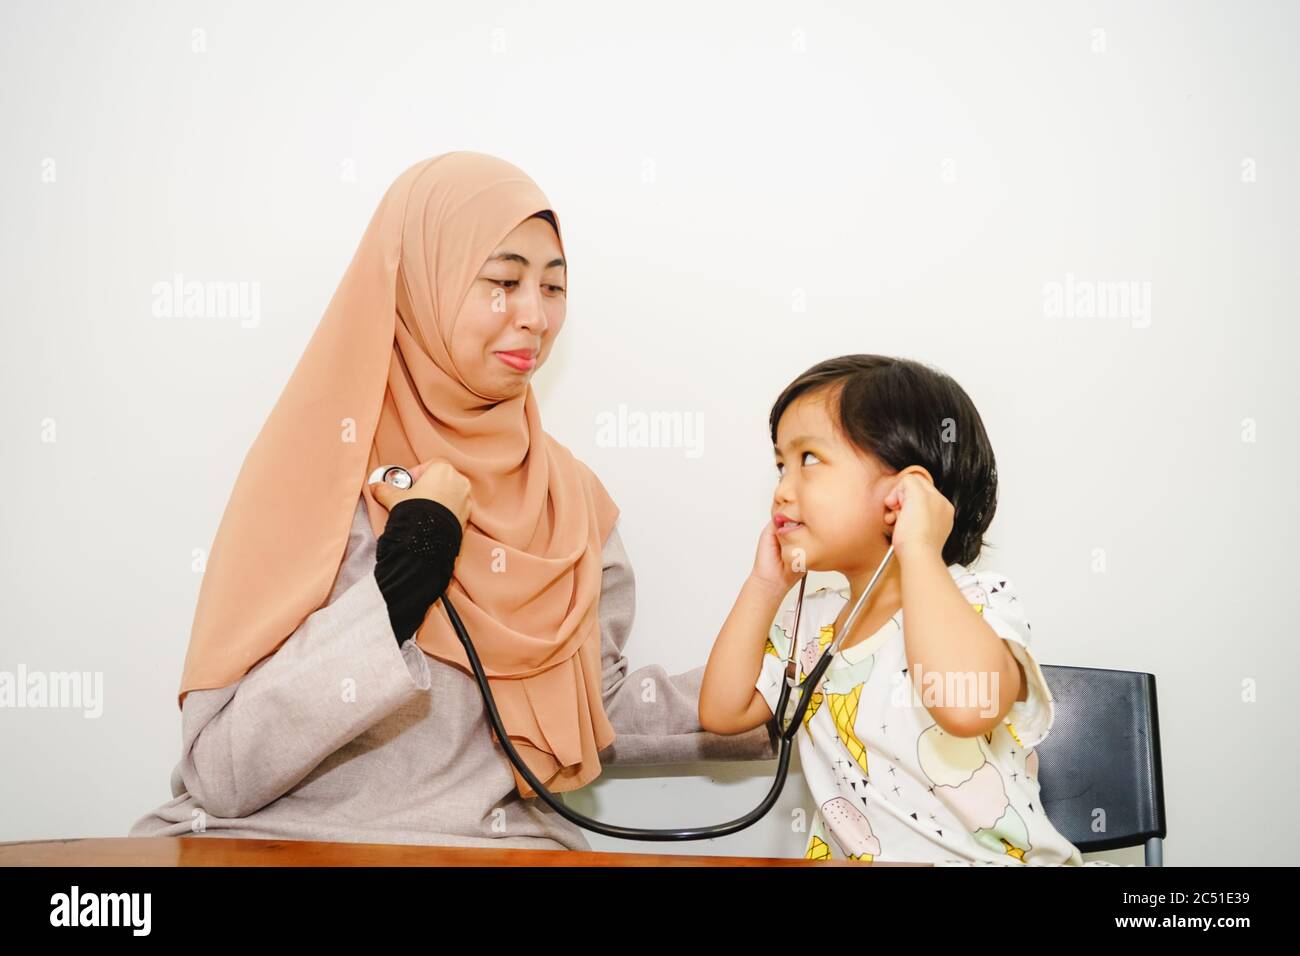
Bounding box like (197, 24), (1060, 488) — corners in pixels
(900, 464), (936, 487)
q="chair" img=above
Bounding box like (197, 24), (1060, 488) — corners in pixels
(1034, 665), (1167, 865)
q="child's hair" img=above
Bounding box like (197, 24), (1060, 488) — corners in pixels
(768, 354), (998, 566)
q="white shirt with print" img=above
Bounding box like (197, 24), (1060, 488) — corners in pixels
(755, 563), (1088, 866)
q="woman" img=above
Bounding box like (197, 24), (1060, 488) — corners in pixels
(128, 152), (775, 851)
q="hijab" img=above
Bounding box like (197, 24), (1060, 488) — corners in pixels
(178, 152), (621, 797)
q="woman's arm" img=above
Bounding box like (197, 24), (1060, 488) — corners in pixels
(174, 495), (435, 820)
(596, 523), (778, 764)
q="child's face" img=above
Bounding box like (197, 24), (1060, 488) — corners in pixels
(771, 389), (898, 575)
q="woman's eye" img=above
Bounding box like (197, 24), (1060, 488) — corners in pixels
(544, 284), (566, 295)
(489, 279), (519, 290)
(801, 451), (820, 465)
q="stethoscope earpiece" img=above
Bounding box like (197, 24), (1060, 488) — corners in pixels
(368, 465), (413, 489)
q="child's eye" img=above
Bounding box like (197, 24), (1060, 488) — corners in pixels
(775, 451), (820, 475)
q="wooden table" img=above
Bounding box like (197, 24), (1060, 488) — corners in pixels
(0, 836), (928, 867)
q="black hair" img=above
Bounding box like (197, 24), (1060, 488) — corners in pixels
(768, 354), (998, 566)
(529, 209), (558, 231)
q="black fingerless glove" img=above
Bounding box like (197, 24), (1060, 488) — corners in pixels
(373, 497), (464, 647)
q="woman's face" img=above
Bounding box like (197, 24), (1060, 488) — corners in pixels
(451, 215), (567, 401)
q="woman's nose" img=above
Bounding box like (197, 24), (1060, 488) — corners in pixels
(513, 284), (549, 334)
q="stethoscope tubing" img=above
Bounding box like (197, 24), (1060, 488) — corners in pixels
(442, 593), (801, 840)
(372, 465), (891, 841)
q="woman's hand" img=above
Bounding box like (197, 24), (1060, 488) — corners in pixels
(749, 517), (804, 597)
(883, 472), (953, 560)
(372, 461), (472, 532)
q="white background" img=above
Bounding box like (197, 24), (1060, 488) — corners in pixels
(2, 0), (1296, 865)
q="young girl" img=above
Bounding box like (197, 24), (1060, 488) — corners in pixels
(700, 354), (1088, 866)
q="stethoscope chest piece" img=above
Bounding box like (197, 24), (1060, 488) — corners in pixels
(368, 465), (413, 489)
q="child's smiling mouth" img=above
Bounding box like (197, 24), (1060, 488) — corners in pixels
(774, 514), (804, 536)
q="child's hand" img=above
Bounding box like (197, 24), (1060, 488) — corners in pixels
(749, 517), (803, 596)
(883, 473), (954, 561)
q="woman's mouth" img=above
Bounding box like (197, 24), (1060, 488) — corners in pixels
(495, 350), (537, 372)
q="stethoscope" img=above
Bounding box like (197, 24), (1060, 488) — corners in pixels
(369, 465), (895, 841)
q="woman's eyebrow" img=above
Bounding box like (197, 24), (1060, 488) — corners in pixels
(487, 252), (566, 269)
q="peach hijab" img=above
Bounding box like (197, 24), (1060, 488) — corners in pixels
(178, 152), (621, 797)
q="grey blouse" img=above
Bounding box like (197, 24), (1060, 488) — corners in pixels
(128, 494), (777, 852)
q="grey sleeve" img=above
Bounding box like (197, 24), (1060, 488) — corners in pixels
(596, 521), (777, 765)
(174, 497), (432, 819)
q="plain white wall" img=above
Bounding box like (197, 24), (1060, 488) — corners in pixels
(2, 0), (1296, 865)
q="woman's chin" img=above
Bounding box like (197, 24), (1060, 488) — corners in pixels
(471, 374), (531, 402)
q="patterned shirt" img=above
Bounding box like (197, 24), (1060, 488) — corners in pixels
(756, 564), (1086, 865)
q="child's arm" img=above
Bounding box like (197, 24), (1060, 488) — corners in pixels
(700, 519), (801, 735)
(885, 474), (1026, 738)
(898, 546), (1027, 737)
